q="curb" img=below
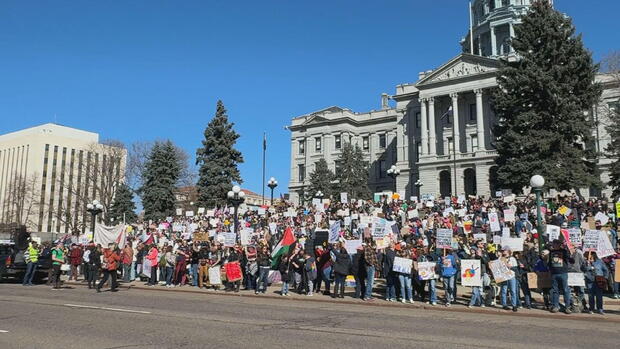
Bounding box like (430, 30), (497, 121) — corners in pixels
(65, 281), (620, 323)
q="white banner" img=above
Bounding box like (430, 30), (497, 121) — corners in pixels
(94, 223), (126, 249)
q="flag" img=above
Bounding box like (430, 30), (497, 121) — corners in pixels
(271, 226), (295, 268)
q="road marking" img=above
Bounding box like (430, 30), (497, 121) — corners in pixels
(0, 330), (9, 333)
(64, 304), (151, 314)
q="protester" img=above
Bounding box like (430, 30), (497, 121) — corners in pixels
(22, 241), (39, 286)
(97, 243), (121, 292)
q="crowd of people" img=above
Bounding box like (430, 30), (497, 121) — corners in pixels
(23, 193), (620, 315)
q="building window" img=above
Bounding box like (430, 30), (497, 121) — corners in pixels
(298, 140), (305, 155)
(416, 142), (421, 162)
(489, 0), (495, 11)
(315, 137), (321, 152)
(447, 137), (454, 153)
(362, 136), (369, 150)
(415, 112), (421, 129)
(334, 160), (342, 176)
(378, 160), (387, 179)
(469, 103), (476, 121)
(502, 0), (509, 7)
(471, 135), (479, 152)
(298, 164), (305, 182)
(379, 134), (387, 149)
(335, 135), (342, 149)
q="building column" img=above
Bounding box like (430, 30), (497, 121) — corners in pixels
(491, 26), (497, 56)
(428, 97), (437, 156)
(419, 98), (428, 156)
(450, 93), (460, 153)
(474, 89), (485, 151)
(395, 109), (408, 165)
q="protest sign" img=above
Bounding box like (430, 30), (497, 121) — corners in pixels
(344, 216), (351, 227)
(500, 237), (524, 252)
(616, 202), (620, 219)
(393, 257), (413, 274)
(329, 221), (341, 243)
(587, 217), (596, 230)
(193, 232), (209, 242)
(436, 229), (453, 249)
(240, 228), (252, 246)
(460, 259), (482, 287)
(546, 225), (560, 241)
(492, 235), (501, 245)
(197, 207), (205, 214)
(557, 205), (569, 215)
(208, 267), (222, 285)
(371, 217), (387, 239)
(375, 238), (387, 249)
(176, 208), (183, 216)
(527, 272), (551, 289)
(473, 233), (487, 242)
(257, 207), (266, 215)
(594, 211), (609, 226)
(503, 209), (515, 223)
(344, 239), (362, 255)
(224, 232), (236, 247)
(206, 210), (215, 217)
(340, 192), (348, 204)
(489, 259), (515, 283)
(502, 227), (511, 238)
(583, 230), (599, 251)
(416, 262), (437, 280)
(567, 272), (585, 287)
(185, 210), (194, 217)
(597, 230), (615, 258)
(488, 212), (500, 232)
(568, 228), (582, 247)
(616, 266), (620, 285)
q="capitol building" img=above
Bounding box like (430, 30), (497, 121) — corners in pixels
(287, 0), (619, 204)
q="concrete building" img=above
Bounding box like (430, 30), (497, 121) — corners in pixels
(288, 0), (618, 204)
(0, 123), (126, 234)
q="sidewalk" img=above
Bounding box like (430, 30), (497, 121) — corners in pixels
(63, 278), (620, 323)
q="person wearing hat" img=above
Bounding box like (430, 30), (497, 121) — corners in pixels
(499, 247), (519, 312)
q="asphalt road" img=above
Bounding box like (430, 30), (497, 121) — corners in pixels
(0, 284), (618, 349)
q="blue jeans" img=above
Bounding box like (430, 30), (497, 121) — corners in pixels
(398, 274), (412, 301)
(281, 281), (289, 295)
(364, 266), (375, 299)
(551, 273), (571, 309)
(385, 272), (397, 300)
(23, 262), (37, 285)
(257, 266), (270, 292)
(316, 266), (332, 293)
(123, 263), (132, 282)
(190, 264), (199, 286)
(130, 261), (136, 280)
(442, 275), (455, 303)
(501, 277), (518, 308)
(519, 277), (531, 307)
(428, 279), (437, 303)
(354, 274), (366, 298)
(587, 281), (604, 311)
(165, 266), (174, 285)
(334, 273), (346, 296)
(469, 286), (482, 306)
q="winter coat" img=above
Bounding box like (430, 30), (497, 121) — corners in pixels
(332, 249), (352, 276)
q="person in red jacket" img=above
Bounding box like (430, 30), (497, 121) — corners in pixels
(69, 244), (83, 281)
(97, 243), (121, 293)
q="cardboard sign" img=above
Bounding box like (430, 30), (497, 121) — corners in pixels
(489, 259), (515, 283)
(527, 272), (551, 289)
(489, 212), (501, 232)
(460, 259), (482, 287)
(567, 272), (585, 287)
(193, 232), (209, 242)
(393, 257), (413, 274)
(436, 229), (453, 249)
(416, 262), (437, 280)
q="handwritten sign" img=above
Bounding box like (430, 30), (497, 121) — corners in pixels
(568, 228), (582, 247)
(500, 237), (524, 252)
(567, 272), (585, 287)
(416, 262), (437, 280)
(436, 229), (453, 249)
(489, 259), (515, 283)
(393, 257), (413, 274)
(224, 232), (236, 247)
(503, 209), (515, 223)
(473, 233), (487, 242)
(583, 230), (599, 251)
(546, 225), (560, 242)
(489, 212), (500, 232)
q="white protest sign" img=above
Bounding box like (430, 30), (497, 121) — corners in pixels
(417, 262), (437, 280)
(502, 227), (511, 238)
(206, 209), (215, 217)
(500, 237), (524, 252)
(436, 229), (453, 249)
(489, 259), (515, 283)
(197, 207), (205, 214)
(185, 210), (194, 217)
(488, 212), (501, 232)
(503, 209), (515, 223)
(344, 239), (362, 255)
(492, 235), (502, 245)
(473, 233), (487, 242)
(240, 228), (252, 246)
(393, 257), (413, 274)
(208, 267), (222, 285)
(568, 228), (582, 247)
(567, 272), (585, 287)
(594, 212), (609, 226)
(597, 230), (615, 258)
(371, 217), (387, 239)
(329, 221), (340, 243)
(340, 192), (348, 204)
(546, 225), (561, 241)
(176, 208), (183, 216)
(344, 216), (351, 227)
(460, 259), (482, 287)
(224, 232), (236, 247)
(583, 230), (599, 251)
(312, 198), (321, 207)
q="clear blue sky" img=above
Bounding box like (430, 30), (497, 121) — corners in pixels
(1, 0), (617, 198)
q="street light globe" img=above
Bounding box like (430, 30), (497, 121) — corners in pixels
(269, 177), (275, 182)
(92, 200), (99, 206)
(530, 175), (545, 188)
(87, 203), (94, 210)
(227, 191), (234, 198)
(238, 191), (246, 198)
(232, 185), (241, 193)
(96, 204), (103, 210)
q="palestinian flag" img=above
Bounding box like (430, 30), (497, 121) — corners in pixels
(271, 227), (295, 268)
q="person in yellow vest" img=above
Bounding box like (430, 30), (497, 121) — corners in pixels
(22, 241), (40, 286)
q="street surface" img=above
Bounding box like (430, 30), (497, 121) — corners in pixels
(0, 283), (618, 349)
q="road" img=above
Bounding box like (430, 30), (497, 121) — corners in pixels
(0, 283), (617, 349)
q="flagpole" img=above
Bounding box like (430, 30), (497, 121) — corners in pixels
(262, 132), (266, 206)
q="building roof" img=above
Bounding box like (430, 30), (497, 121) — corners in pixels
(0, 123), (99, 143)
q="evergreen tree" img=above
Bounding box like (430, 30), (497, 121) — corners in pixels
(307, 158), (335, 200)
(196, 100), (244, 207)
(108, 183), (137, 224)
(492, 0), (602, 193)
(605, 102), (620, 198)
(335, 142), (370, 200)
(139, 140), (181, 221)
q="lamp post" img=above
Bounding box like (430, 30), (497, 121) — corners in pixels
(86, 200), (104, 233)
(414, 179), (423, 197)
(227, 185), (246, 235)
(267, 177), (278, 206)
(530, 175), (545, 253)
(315, 190), (324, 203)
(387, 165), (401, 192)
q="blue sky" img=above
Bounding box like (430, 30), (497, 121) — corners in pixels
(1, 0), (617, 198)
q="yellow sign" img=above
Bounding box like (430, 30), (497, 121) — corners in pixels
(558, 206), (569, 215)
(616, 202), (620, 219)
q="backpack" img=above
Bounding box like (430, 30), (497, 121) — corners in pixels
(159, 254), (167, 267)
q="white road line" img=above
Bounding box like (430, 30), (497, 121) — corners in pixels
(0, 330), (9, 333)
(64, 303), (151, 314)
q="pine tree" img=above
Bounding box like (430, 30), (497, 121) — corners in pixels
(605, 102), (620, 198)
(492, 0), (602, 193)
(108, 183), (137, 224)
(307, 158), (335, 200)
(139, 140), (181, 221)
(196, 100), (244, 207)
(335, 142), (370, 200)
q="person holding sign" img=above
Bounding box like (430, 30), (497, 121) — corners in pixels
(438, 249), (458, 307)
(395, 244), (413, 303)
(467, 243), (489, 308)
(584, 251), (609, 314)
(498, 247), (519, 312)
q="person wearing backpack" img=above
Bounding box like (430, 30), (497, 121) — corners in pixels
(331, 243), (352, 299)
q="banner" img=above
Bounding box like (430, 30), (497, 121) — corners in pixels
(460, 259), (482, 287)
(94, 223), (126, 248)
(488, 212), (500, 232)
(436, 229), (452, 249)
(416, 262), (437, 280)
(393, 257), (413, 274)
(489, 259), (515, 283)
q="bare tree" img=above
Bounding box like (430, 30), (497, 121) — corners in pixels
(2, 172), (41, 231)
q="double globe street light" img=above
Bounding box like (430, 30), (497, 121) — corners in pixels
(387, 165), (400, 192)
(227, 185), (246, 234)
(315, 190), (324, 203)
(86, 200), (104, 233)
(267, 177), (278, 206)
(530, 174), (545, 253)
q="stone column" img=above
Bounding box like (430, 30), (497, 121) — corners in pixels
(450, 93), (460, 153)
(474, 89), (485, 151)
(428, 97), (437, 156)
(491, 26), (497, 56)
(419, 98), (428, 156)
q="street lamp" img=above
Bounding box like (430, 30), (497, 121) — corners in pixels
(530, 175), (545, 253)
(267, 177), (278, 206)
(315, 190), (324, 203)
(227, 185), (246, 235)
(86, 200), (104, 233)
(414, 179), (423, 196)
(387, 165), (401, 192)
